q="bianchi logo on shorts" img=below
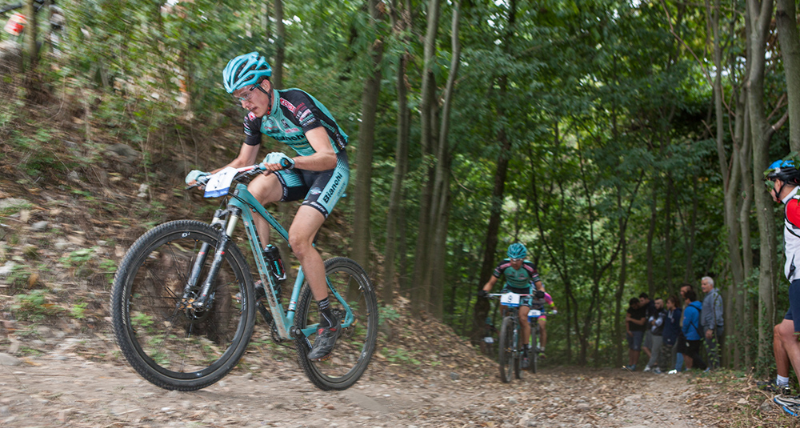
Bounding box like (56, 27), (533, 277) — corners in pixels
(322, 172), (344, 203)
(309, 187), (322, 196)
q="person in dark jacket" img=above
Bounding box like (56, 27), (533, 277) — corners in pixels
(681, 290), (707, 370)
(658, 295), (682, 374)
(625, 297), (647, 370)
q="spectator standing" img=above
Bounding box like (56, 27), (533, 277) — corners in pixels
(640, 293), (656, 362)
(681, 290), (707, 370)
(625, 297), (647, 370)
(644, 298), (666, 372)
(658, 296), (682, 374)
(701, 276), (724, 370)
(669, 283), (693, 374)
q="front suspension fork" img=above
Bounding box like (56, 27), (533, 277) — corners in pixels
(190, 208), (241, 309)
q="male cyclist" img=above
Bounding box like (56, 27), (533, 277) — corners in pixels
(185, 52), (349, 361)
(478, 243), (545, 368)
(764, 159), (800, 412)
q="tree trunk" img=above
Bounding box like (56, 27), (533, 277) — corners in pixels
(351, 0), (385, 278)
(747, 0), (779, 369)
(711, 0), (745, 312)
(272, 0), (285, 89)
(776, 0), (800, 152)
(410, 0), (441, 316)
(382, 0), (412, 305)
(24, 0), (38, 75)
(614, 214), (627, 368)
(646, 183), (657, 296)
(427, 2), (460, 319)
(665, 172), (673, 290)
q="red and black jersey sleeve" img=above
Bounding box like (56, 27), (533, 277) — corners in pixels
(243, 112), (262, 146)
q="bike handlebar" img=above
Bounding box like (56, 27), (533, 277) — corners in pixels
(185, 163), (282, 191)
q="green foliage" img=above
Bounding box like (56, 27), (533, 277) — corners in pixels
(383, 347), (421, 365)
(11, 290), (61, 321)
(70, 302), (88, 320)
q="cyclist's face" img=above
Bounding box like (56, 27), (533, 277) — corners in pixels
(234, 81), (271, 116)
(509, 258), (523, 269)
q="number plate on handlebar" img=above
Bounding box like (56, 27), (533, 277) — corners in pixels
(500, 293), (520, 306)
(204, 167), (237, 198)
(528, 309), (542, 317)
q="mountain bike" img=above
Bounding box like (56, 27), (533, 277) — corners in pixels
(525, 298), (555, 374)
(110, 163), (378, 391)
(488, 292), (536, 383)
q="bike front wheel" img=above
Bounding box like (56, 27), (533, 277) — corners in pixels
(530, 327), (539, 374)
(498, 317), (514, 383)
(294, 257), (378, 390)
(111, 220), (256, 391)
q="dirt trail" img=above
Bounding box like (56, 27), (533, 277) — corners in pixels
(0, 336), (712, 428)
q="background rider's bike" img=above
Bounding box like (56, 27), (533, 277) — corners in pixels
(525, 299), (555, 374)
(110, 163), (378, 391)
(488, 292), (534, 383)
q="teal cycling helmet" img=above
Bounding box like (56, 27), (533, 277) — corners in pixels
(223, 52), (272, 94)
(507, 243), (527, 259)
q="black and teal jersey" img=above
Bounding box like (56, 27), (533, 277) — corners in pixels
(243, 88), (348, 155)
(493, 259), (541, 289)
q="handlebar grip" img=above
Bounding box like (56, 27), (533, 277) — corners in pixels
(279, 158), (292, 169)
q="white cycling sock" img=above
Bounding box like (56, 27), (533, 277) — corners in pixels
(778, 375), (790, 387)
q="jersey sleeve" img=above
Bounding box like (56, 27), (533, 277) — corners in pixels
(524, 261), (541, 283)
(492, 261), (506, 278)
(787, 198), (800, 228)
(544, 293), (553, 305)
(285, 92), (323, 133)
(243, 113), (263, 146)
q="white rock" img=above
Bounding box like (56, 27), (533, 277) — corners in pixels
(0, 353), (21, 366)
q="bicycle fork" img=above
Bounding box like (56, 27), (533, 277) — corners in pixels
(183, 208), (241, 311)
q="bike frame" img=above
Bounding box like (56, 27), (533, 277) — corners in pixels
(184, 179), (355, 342)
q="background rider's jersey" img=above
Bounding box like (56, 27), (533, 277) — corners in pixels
(242, 88), (348, 156)
(493, 259), (540, 290)
(784, 187), (800, 281)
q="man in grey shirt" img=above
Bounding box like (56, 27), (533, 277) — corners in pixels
(701, 277), (724, 369)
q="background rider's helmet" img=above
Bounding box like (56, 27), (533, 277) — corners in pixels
(765, 159), (800, 185)
(223, 52), (272, 94)
(507, 243), (527, 259)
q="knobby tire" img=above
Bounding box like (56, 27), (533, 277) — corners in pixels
(111, 220), (255, 391)
(294, 257), (378, 391)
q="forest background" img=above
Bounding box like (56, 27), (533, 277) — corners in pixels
(1, 0), (799, 374)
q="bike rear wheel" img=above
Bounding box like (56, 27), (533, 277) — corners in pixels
(498, 317), (514, 383)
(294, 257), (378, 390)
(111, 220), (255, 391)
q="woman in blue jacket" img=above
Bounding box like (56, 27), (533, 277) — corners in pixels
(681, 290), (707, 370)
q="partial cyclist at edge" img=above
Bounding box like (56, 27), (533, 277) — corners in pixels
(185, 52), (349, 362)
(479, 243), (545, 369)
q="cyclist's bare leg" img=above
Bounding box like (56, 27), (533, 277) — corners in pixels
(519, 305), (530, 346)
(288, 206), (327, 301)
(248, 174), (284, 248)
(538, 317), (547, 348)
(773, 323), (791, 379)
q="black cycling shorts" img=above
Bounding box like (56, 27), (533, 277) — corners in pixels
(274, 151), (348, 218)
